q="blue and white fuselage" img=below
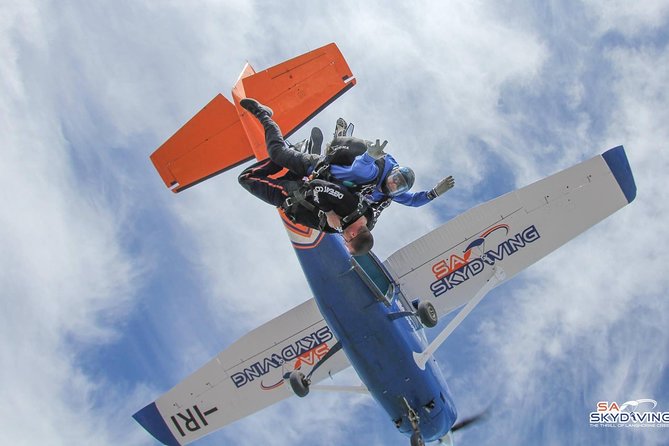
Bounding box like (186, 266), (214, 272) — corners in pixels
(283, 218), (457, 442)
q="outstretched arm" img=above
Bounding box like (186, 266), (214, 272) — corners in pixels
(391, 190), (432, 207)
(426, 175), (455, 200)
(389, 176), (455, 207)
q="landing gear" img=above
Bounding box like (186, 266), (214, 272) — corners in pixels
(403, 397), (425, 446)
(289, 371), (310, 397)
(417, 301), (438, 328)
(410, 432), (426, 446)
(285, 342), (343, 398)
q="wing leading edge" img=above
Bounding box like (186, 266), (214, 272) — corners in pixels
(384, 146), (636, 316)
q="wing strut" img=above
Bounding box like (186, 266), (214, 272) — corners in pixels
(413, 266), (507, 370)
(306, 341), (343, 381)
(283, 341), (343, 382)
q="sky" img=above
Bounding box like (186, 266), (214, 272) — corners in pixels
(2, 1), (669, 445)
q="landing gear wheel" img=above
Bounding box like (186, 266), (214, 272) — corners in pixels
(410, 432), (425, 446)
(289, 370), (310, 397)
(417, 301), (438, 328)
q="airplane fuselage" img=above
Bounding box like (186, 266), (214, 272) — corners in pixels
(284, 222), (457, 442)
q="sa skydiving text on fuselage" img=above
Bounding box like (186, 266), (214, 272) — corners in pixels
(430, 225), (541, 297)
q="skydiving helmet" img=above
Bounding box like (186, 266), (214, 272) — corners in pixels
(383, 166), (415, 197)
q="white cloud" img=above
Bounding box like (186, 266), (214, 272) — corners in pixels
(452, 7), (669, 446)
(3, 1), (668, 446)
(1, 3), (149, 445)
(585, 0), (669, 35)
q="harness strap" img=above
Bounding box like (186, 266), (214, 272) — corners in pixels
(341, 196), (370, 230)
(310, 148), (386, 194)
(281, 186), (329, 231)
(317, 210), (328, 230)
(310, 157), (334, 182)
(282, 187), (316, 214)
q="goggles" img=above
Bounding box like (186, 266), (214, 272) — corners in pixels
(385, 166), (414, 196)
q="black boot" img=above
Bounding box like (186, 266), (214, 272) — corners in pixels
(307, 127), (323, 155)
(334, 117), (347, 137)
(292, 127), (323, 154)
(240, 98), (273, 118)
(240, 97), (283, 160)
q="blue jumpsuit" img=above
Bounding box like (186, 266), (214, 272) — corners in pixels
(329, 151), (431, 207)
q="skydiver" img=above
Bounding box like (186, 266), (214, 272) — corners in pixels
(240, 98), (455, 225)
(238, 158), (374, 255)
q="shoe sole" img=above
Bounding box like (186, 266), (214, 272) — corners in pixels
(309, 127), (323, 155)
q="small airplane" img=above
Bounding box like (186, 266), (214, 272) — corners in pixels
(134, 43), (636, 446)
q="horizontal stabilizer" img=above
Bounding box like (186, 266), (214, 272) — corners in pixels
(150, 94), (254, 192)
(384, 146), (636, 316)
(133, 298), (350, 445)
(233, 42), (356, 159)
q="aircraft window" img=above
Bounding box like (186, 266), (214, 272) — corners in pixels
(352, 253), (422, 326)
(353, 253), (392, 296)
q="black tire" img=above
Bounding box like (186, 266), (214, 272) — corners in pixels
(289, 370), (310, 397)
(417, 301), (438, 328)
(410, 432), (425, 446)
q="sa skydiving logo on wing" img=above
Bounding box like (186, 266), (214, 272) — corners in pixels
(429, 224), (541, 297)
(230, 326), (333, 389)
(590, 399), (669, 428)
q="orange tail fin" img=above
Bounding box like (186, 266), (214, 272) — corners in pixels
(150, 43), (355, 193)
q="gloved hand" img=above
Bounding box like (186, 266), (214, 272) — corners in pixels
(427, 175), (455, 200)
(365, 139), (388, 159)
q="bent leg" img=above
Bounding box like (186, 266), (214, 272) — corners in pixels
(238, 159), (290, 207)
(262, 117), (319, 176)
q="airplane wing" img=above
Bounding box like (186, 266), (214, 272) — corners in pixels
(384, 146), (636, 316)
(133, 298), (350, 446)
(150, 42), (355, 193)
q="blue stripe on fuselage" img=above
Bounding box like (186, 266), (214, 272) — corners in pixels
(291, 233), (457, 441)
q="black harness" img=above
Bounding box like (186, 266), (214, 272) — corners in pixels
(284, 138), (400, 231)
(310, 143), (403, 229)
(311, 145), (387, 193)
(281, 185), (328, 230)
(340, 195), (371, 230)
(314, 145), (399, 226)
(281, 182), (371, 232)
